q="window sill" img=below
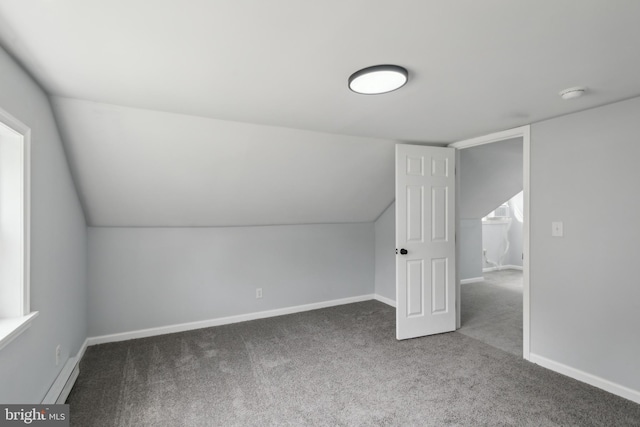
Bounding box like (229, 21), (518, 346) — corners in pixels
(0, 312), (39, 351)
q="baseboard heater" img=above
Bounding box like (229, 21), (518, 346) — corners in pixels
(42, 357), (80, 404)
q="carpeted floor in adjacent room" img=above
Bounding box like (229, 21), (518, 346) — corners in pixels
(67, 300), (640, 426)
(459, 269), (523, 357)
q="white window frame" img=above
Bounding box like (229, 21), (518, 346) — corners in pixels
(0, 107), (37, 350)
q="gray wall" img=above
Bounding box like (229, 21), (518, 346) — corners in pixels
(88, 224), (374, 336)
(459, 219), (483, 280)
(0, 48), (87, 402)
(374, 202), (395, 301)
(459, 138), (523, 219)
(530, 96), (640, 392)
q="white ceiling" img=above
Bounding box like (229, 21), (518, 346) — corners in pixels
(1, 1), (640, 226)
(52, 98), (395, 226)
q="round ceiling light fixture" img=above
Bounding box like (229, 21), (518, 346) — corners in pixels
(559, 86), (587, 100)
(348, 65), (408, 95)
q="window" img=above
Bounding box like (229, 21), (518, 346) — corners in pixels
(0, 107), (37, 350)
(482, 191), (524, 224)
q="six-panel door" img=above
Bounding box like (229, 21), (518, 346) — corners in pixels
(396, 144), (456, 340)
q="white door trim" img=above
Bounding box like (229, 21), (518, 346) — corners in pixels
(449, 126), (528, 149)
(448, 125), (531, 360)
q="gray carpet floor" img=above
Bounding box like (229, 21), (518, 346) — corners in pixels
(67, 300), (640, 426)
(459, 270), (523, 357)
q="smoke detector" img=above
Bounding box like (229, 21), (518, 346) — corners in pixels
(559, 86), (587, 100)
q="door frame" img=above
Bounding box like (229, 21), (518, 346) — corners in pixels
(448, 125), (531, 360)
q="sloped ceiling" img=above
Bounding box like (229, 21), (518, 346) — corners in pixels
(1, 1), (640, 226)
(52, 98), (395, 226)
(459, 138), (523, 219)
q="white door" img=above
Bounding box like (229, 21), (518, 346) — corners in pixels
(396, 144), (456, 340)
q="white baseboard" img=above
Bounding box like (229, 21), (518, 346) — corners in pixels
(59, 301), (640, 407)
(42, 338), (88, 404)
(373, 294), (396, 307)
(460, 277), (484, 284)
(76, 338), (88, 362)
(483, 265), (523, 272)
(87, 294), (375, 346)
(529, 353), (640, 405)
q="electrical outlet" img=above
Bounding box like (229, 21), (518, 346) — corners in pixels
(55, 345), (61, 366)
(256, 288), (263, 299)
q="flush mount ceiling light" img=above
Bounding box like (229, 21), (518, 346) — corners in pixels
(559, 86), (587, 100)
(348, 65), (408, 95)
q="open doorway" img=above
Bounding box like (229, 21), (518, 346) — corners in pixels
(460, 191), (524, 356)
(450, 126), (530, 359)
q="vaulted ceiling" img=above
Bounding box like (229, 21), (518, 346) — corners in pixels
(1, 1), (639, 226)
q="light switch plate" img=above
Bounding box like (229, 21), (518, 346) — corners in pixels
(552, 221), (563, 237)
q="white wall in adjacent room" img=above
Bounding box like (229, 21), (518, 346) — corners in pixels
(88, 224), (374, 337)
(482, 194), (523, 270)
(506, 194), (524, 268)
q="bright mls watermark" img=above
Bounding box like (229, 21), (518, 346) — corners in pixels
(0, 405), (69, 426)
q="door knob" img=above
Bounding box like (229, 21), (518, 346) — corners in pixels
(400, 248), (408, 255)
